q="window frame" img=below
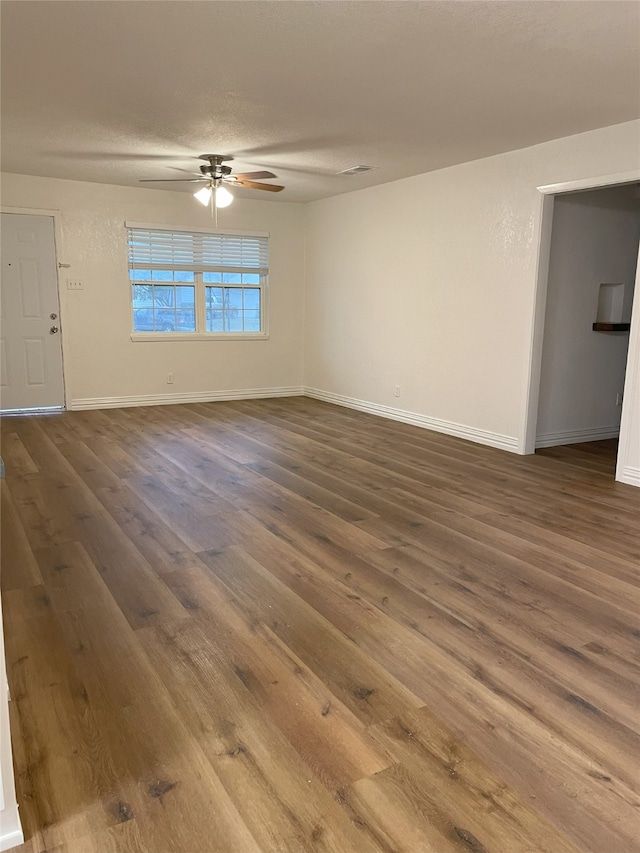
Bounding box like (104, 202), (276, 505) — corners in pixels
(127, 223), (270, 341)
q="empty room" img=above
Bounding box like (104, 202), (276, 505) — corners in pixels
(1, 2), (639, 852)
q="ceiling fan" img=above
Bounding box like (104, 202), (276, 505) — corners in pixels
(140, 154), (284, 208)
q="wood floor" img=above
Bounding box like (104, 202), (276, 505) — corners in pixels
(1, 398), (639, 853)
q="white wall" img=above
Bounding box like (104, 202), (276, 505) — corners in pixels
(303, 120), (640, 454)
(0, 174), (306, 408)
(536, 186), (640, 445)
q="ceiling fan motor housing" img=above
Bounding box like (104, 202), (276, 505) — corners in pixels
(199, 154), (233, 178)
(200, 163), (233, 177)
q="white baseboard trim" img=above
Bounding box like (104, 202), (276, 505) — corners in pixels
(70, 386), (304, 411)
(535, 426), (620, 448)
(304, 387), (518, 452)
(617, 465), (640, 487)
(0, 828), (24, 852)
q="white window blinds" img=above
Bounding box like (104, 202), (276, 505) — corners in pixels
(127, 226), (269, 273)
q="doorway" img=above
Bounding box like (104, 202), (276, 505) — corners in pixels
(1, 212), (65, 412)
(535, 184), (640, 458)
(522, 171), (640, 485)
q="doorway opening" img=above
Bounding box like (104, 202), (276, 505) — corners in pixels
(536, 183), (639, 474)
(522, 172), (640, 485)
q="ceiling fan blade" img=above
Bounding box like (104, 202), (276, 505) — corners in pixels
(234, 180), (284, 192)
(139, 178), (207, 183)
(232, 171), (277, 181)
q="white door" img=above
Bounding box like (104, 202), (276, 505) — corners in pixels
(1, 213), (64, 411)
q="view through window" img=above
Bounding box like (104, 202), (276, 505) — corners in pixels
(127, 225), (269, 336)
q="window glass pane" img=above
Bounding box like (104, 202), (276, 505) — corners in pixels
(206, 286), (223, 307)
(244, 312), (261, 332)
(152, 270), (174, 281)
(242, 273), (260, 284)
(131, 284), (197, 332)
(154, 309), (176, 331)
(225, 287), (242, 308)
(130, 269), (151, 281)
(175, 285), (195, 308)
(203, 272), (222, 283)
(206, 310), (223, 332)
(133, 308), (154, 332)
(243, 288), (260, 309)
(222, 272), (242, 284)
(174, 270), (195, 282)
(176, 309), (196, 331)
(153, 285), (174, 308)
(132, 284), (152, 307)
(227, 315), (243, 332)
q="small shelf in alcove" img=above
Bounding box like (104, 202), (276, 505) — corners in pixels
(592, 322), (631, 332)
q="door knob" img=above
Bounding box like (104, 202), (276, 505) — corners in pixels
(50, 325), (59, 334)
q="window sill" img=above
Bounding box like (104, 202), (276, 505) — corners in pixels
(130, 333), (270, 342)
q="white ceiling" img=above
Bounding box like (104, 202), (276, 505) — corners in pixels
(1, 1), (639, 204)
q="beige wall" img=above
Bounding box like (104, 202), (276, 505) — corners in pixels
(1, 173), (306, 407)
(303, 120), (640, 452)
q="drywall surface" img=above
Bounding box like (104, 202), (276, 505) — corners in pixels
(0, 174), (305, 406)
(303, 120), (640, 449)
(536, 186), (640, 445)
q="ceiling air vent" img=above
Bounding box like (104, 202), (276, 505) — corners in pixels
(338, 165), (375, 176)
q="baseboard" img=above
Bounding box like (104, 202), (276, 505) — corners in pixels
(304, 387), (518, 452)
(0, 828), (24, 852)
(70, 386), (304, 411)
(617, 465), (640, 487)
(535, 426), (620, 448)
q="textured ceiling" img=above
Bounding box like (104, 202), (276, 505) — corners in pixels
(1, 1), (639, 203)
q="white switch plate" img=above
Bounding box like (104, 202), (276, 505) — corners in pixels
(67, 279), (84, 290)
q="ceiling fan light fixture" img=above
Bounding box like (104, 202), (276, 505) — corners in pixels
(215, 185), (234, 208)
(194, 186), (212, 206)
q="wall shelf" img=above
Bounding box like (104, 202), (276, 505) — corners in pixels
(592, 322), (631, 332)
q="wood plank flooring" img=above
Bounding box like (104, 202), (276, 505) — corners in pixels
(1, 398), (639, 853)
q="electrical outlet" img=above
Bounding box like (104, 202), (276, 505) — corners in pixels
(616, 392), (623, 406)
(167, 373), (174, 385)
(67, 279), (84, 290)
(394, 385), (400, 397)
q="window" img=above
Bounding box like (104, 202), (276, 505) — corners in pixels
(127, 224), (269, 338)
